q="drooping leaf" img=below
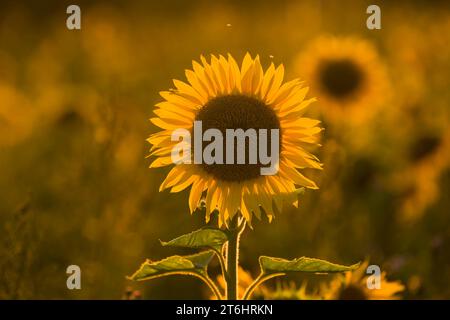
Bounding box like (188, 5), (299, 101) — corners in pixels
(259, 256), (360, 275)
(160, 227), (228, 252)
(128, 251), (215, 281)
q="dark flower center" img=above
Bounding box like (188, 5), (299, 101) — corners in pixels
(338, 285), (368, 300)
(409, 135), (441, 162)
(194, 94), (280, 182)
(319, 59), (364, 99)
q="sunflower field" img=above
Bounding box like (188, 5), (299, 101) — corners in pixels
(1, 0), (449, 300)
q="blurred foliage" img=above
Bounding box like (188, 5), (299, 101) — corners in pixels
(0, 0), (449, 299)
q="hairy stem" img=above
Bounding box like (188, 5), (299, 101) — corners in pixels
(226, 216), (245, 300)
(201, 273), (223, 300)
(213, 249), (227, 286)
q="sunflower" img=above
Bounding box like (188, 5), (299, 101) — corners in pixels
(0, 84), (36, 147)
(321, 261), (404, 300)
(265, 281), (321, 300)
(148, 53), (322, 227)
(294, 36), (388, 126)
(211, 267), (320, 300)
(391, 128), (450, 222)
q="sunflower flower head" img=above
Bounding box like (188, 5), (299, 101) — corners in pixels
(148, 53), (322, 227)
(295, 36), (389, 126)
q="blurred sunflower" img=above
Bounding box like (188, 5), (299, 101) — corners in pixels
(212, 267), (320, 300)
(321, 261), (404, 300)
(0, 84), (36, 146)
(295, 36), (388, 125)
(392, 128), (450, 222)
(148, 53), (322, 227)
(265, 281), (321, 300)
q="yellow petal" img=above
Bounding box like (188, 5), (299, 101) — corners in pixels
(228, 53), (241, 92)
(201, 55), (222, 95)
(173, 79), (206, 105)
(260, 63), (275, 99)
(219, 55), (231, 93)
(265, 64), (284, 102)
(279, 163), (318, 189)
(159, 165), (186, 189)
(211, 54), (227, 94)
(160, 91), (200, 110)
(153, 109), (193, 125)
(240, 52), (254, 78)
(278, 87), (310, 113)
(171, 174), (198, 192)
(185, 69), (210, 100)
(251, 55), (263, 94)
(193, 60), (217, 96)
(150, 117), (189, 130)
(188, 180), (205, 213)
(155, 101), (197, 119)
(279, 97), (317, 118)
(268, 79), (302, 106)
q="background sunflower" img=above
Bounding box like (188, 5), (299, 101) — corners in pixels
(295, 35), (389, 126)
(320, 261), (405, 300)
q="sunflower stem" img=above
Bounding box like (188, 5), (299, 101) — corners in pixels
(201, 273), (223, 300)
(213, 248), (227, 286)
(226, 216), (245, 300)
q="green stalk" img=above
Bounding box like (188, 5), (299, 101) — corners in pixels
(226, 216), (245, 300)
(213, 248), (227, 287)
(200, 273), (223, 300)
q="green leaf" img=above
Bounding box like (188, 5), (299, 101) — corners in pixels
(128, 251), (215, 281)
(160, 227), (228, 252)
(259, 256), (360, 275)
